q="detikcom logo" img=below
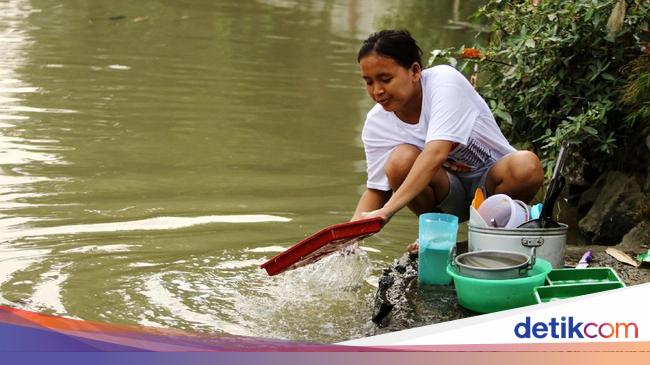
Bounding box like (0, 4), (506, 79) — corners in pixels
(514, 316), (639, 339)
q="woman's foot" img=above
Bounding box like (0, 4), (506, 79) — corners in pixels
(406, 239), (418, 254)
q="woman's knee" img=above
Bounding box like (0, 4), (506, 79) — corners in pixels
(510, 151), (544, 188)
(385, 144), (420, 188)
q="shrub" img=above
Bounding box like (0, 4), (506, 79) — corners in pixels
(429, 0), (649, 175)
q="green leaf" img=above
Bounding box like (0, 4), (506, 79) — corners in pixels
(583, 126), (598, 135)
(525, 38), (536, 48)
(494, 109), (513, 125)
(601, 73), (616, 81)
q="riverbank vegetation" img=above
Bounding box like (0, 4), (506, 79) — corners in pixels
(430, 0), (649, 177)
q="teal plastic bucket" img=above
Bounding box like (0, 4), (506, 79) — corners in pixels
(447, 258), (552, 313)
(419, 213), (458, 285)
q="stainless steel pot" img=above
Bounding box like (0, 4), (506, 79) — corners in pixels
(451, 234), (542, 280)
(453, 250), (533, 280)
(468, 224), (567, 268)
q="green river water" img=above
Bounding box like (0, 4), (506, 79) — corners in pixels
(0, 0), (482, 342)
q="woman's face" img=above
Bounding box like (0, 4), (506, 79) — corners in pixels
(359, 52), (421, 114)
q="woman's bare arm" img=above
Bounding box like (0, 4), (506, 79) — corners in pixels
(364, 140), (452, 223)
(351, 188), (391, 221)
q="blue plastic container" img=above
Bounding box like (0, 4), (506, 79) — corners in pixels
(418, 213), (458, 285)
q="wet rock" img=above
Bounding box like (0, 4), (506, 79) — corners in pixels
(578, 171), (645, 244)
(368, 252), (472, 335)
(577, 173), (607, 215)
(618, 220), (650, 252)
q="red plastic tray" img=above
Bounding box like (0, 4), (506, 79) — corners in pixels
(260, 217), (383, 276)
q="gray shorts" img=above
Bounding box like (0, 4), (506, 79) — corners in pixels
(436, 164), (494, 222)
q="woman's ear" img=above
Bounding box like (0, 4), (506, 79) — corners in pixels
(410, 62), (422, 82)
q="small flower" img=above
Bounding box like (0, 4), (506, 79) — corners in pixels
(462, 48), (482, 59)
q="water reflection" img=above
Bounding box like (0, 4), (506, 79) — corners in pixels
(0, 0), (482, 342)
(0, 0), (62, 307)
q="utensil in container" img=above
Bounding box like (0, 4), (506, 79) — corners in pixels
(469, 206), (488, 227)
(451, 232), (541, 279)
(518, 144), (567, 228)
(477, 194), (528, 228)
(453, 250), (534, 280)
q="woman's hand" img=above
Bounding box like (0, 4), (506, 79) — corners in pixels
(350, 189), (391, 222)
(359, 206), (393, 225)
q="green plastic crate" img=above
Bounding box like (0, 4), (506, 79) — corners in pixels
(535, 282), (624, 304)
(545, 267), (624, 286)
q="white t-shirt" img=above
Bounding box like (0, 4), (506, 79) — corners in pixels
(362, 65), (516, 191)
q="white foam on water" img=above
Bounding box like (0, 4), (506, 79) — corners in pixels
(128, 262), (159, 268)
(0, 86), (39, 93)
(0, 96), (21, 103)
(0, 192), (46, 202)
(0, 146), (60, 164)
(0, 214), (292, 241)
(231, 249), (376, 341)
(359, 246), (380, 253)
(0, 114), (26, 120)
(0, 216), (36, 229)
(171, 279), (197, 293)
(107, 64), (131, 70)
(280, 249), (374, 292)
(141, 274), (249, 336)
(4, 105), (76, 114)
(365, 276), (379, 288)
(0, 247), (49, 304)
(29, 264), (69, 314)
(214, 258), (265, 270)
(244, 245), (286, 253)
(60, 244), (135, 254)
(12, 280), (33, 285)
(137, 316), (167, 329)
(0, 175), (50, 186)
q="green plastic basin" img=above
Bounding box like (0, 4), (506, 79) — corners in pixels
(447, 258), (552, 313)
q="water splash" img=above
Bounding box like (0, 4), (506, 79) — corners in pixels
(231, 249), (376, 342)
(279, 248), (373, 293)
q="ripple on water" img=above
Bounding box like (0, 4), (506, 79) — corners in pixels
(117, 248), (376, 343)
(0, 247), (50, 305)
(60, 244), (135, 254)
(140, 272), (250, 336)
(243, 245), (287, 253)
(230, 249), (376, 342)
(0, 214), (292, 242)
(29, 264), (69, 314)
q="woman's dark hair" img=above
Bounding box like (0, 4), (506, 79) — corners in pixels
(357, 29), (423, 69)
